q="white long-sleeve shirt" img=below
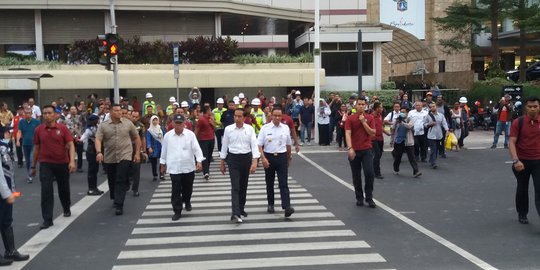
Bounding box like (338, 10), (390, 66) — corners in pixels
(160, 128), (205, 174)
(219, 123), (261, 159)
(317, 106), (331, 125)
(408, 109), (428, 136)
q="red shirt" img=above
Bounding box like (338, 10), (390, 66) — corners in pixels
(510, 115), (540, 160)
(345, 113), (375, 151)
(197, 115), (214, 141)
(12, 115), (21, 139)
(33, 123), (73, 164)
(281, 114), (295, 135)
(499, 106), (508, 122)
(371, 112), (384, 142)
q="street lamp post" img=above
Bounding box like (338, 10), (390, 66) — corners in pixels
(314, 0), (321, 144)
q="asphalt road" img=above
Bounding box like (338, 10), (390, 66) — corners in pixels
(6, 134), (540, 270)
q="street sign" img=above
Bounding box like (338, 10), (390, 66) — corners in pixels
(173, 44), (179, 79)
(502, 85), (523, 102)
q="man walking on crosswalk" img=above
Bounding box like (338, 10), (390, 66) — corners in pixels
(220, 108), (260, 223)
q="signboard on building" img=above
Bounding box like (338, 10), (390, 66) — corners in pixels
(380, 0), (425, 39)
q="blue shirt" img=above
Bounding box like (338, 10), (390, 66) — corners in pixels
(394, 124), (408, 144)
(18, 118), (40, 146)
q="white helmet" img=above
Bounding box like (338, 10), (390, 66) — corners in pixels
(145, 92), (153, 99)
(180, 101), (189, 108)
(295, 90), (301, 95)
(169, 96), (176, 102)
(173, 102), (179, 106)
(233, 96), (240, 105)
(238, 93), (245, 99)
(251, 98), (261, 106)
(216, 98), (224, 104)
(459, 97), (468, 103)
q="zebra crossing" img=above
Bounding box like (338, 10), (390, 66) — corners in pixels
(112, 160), (393, 270)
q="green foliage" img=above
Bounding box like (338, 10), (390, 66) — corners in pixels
(232, 53), (313, 64)
(468, 78), (540, 105)
(68, 36), (239, 64)
(380, 81), (396, 90)
(0, 57), (59, 69)
(433, 3), (485, 54)
(485, 61), (506, 79)
(320, 90), (399, 110)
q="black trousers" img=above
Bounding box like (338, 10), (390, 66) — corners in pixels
(458, 124), (469, 147)
(39, 163), (71, 223)
(15, 139), (23, 167)
(372, 140), (384, 176)
(149, 157), (159, 177)
(414, 134), (428, 161)
(513, 159), (540, 217)
(75, 141), (84, 169)
(199, 140), (214, 175)
(318, 124), (330, 146)
(349, 150), (374, 202)
(86, 152), (99, 190)
(264, 153), (291, 209)
(438, 129), (447, 156)
(336, 126), (347, 148)
(215, 129), (225, 152)
(0, 199), (12, 229)
(129, 162), (141, 192)
(392, 142), (419, 174)
(105, 160), (132, 208)
(170, 172), (195, 214)
(227, 153), (252, 216)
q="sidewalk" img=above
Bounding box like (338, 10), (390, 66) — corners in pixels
(297, 129), (498, 153)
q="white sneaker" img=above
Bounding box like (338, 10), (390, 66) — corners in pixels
(299, 142), (304, 146)
(307, 142), (312, 146)
(393, 171), (399, 175)
(231, 215), (243, 223)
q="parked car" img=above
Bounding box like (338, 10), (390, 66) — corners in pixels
(506, 61), (540, 82)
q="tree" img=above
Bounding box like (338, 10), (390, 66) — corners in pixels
(510, 0), (540, 82)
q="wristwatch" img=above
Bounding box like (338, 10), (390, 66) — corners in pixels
(512, 159), (519, 164)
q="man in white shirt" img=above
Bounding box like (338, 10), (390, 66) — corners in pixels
(160, 114), (204, 221)
(28, 98), (41, 119)
(220, 108), (260, 223)
(384, 102), (401, 126)
(408, 101), (428, 162)
(258, 107), (294, 218)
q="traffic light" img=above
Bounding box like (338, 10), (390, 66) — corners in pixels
(107, 33), (118, 57)
(97, 34), (110, 70)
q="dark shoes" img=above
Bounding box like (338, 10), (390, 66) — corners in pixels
(4, 251), (29, 261)
(204, 174), (210, 181)
(0, 256), (12, 266)
(356, 201), (364, 207)
(431, 164), (438, 169)
(159, 175), (165, 181)
(366, 199), (377, 208)
(133, 191), (140, 197)
(518, 215), (529, 224)
(490, 144), (497, 149)
(87, 189), (104, 196)
(115, 208), (123, 216)
(185, 204), (192, 212)
(172, 213), (181, 221)
(63, 210), (71, 217)
(284, 208), (295, 218)
(375, 175), (384, 179)
(39, 221), (53, 230)
(413, 172), (423, 178)
(267, 205), (275, 213)
(152, 176), (157, 182)
(231, 215), (243, 223)
(241, 211), (248, 217)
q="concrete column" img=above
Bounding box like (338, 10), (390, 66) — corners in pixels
(104, 11), (112, 32)
(374, 42), (382, 90)
(34, 10), (44, 61)
(214, 13), (222, 37)
(267, 48), (276, 56)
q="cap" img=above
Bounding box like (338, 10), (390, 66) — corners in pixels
(169, 96), (176, 102)
(173, 114), (185, 122)
(295, 90), (301, 95)
(87, 114), (99, 122)
(459, 97), (468, 103)
(145, 93), (153, 98)
(173, 102), (179, 106)
(233, 96), (240, 105)
(238, 93), (245, 99)
(426, 92), (433, 96)
(251, 98), (261, 106)
(180, 101), (189, 108)
(216, 98), (224, 104)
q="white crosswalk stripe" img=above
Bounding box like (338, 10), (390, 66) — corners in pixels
(113, 162), (391, 269)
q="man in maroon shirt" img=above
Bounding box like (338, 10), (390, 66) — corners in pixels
(371, 102), (390, 179)
(345, 98), (376, 208)
(195, 106), (216, 180)
(31, 105), (76, 230)
(509, 96), (540, 224)
(281, 112), (300, 153)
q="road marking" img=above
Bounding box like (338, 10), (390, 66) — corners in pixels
(137, 212), (334, 224)
(125, 229), (356, 246)
(118, 240), (369, 259)
(112, 254), (386, 270)
(12, 181), (110, 270)
(154, 184), (303, 192)
(298, 152), (498, 270)
(149, 193), (312, 203)
(145, 198), (319, 209)
(141, 205), (327, 216)
(152, 187), (308, 197)
(132, 220), (345, 234)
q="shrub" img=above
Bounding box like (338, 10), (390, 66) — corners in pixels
(467, 78), (540, 105)
(0, 57), (59, 69)
(320, 90), (399, 111)
(232, 53), (313, 64)
(381, 81), (396, 90)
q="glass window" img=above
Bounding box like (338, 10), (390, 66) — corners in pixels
(321, 43), (338, 51)
(339, 43), (356, 50)
(322, 52), (373, 76)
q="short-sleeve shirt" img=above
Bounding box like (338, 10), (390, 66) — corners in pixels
(371, 113), (384, 142)
(345, 113), (375, 151)
(257, 122), (292, 153)
(510, 115), (540, 160)
(96, 118), (138, 164)
(299, 106), (314, 123)
(18, 118), (41, 146)
(281, 114), (295, 135)
(197, 115), (215, 141)
(33, 123), (73, 164)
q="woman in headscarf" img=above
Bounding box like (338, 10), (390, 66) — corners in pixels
(317, 99), (331, 146)
(146, 115), (165, 181)
(80, 114), (103, 195)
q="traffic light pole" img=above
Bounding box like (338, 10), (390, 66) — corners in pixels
(110, 0), (120, 104)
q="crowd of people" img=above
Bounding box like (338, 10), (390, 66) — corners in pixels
(0, 86), (537, 265)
